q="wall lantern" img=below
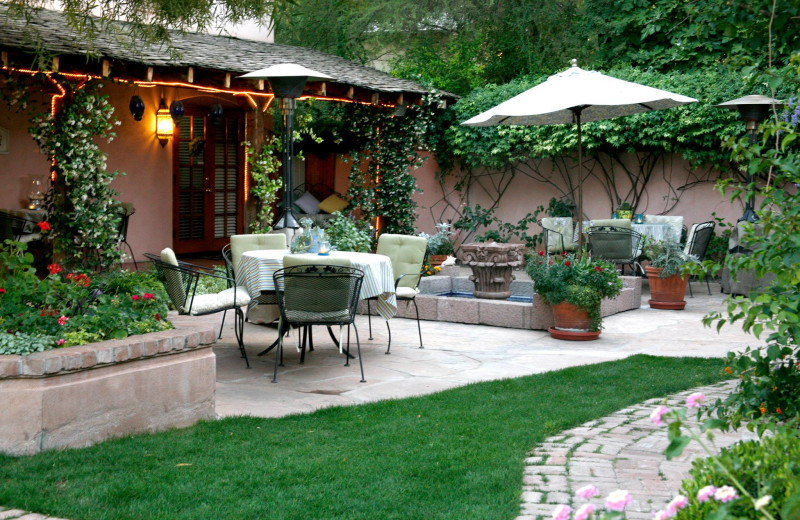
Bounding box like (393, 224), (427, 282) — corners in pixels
(129, 95), (145, 121)
(169, 100), (184, 121)
(715, 94), (783, 222)
(239, 64), (332, 229)
(155, 99), (174, 147)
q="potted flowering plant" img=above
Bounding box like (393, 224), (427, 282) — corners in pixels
(419, 222), (455, 266)
(643, 239), (691, 310)
(526, 252), (623, 339)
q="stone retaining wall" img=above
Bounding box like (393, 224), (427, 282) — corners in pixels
(382, 274), (642, 330)
(0, 315), (218, 455)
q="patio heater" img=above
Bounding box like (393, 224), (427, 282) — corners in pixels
(715, 95), (783, 223)
(240, 64), (331, 229)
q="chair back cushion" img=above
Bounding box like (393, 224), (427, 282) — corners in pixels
(376, 234), (427, 290)
(230, 233), (287, 269)
(283, 255), (351, 268)
(159, 248), (187, 311)
(644, 215), (684, 242)
(540, 217), (576, 252)
(589, 218), (632, 230)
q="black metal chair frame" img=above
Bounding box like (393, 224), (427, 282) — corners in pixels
(538, 218), (573, 255)
(116, 205), (137, 270)
(367, 270), (423, 354)
(144, 252), (250, 368)
(587, 226), (644, 276)
(0, 211), (36, 242)
(685, 221), (716, 297)
(272, 264), (365, 383)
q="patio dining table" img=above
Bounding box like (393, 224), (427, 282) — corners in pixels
(632, 222), (678, 243)
(237, 249), (398, 320)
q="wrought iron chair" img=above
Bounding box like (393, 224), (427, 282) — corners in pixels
(587, 226), (644, 275)
(684, 221), (715, 296)
(144, 248), (252, 368)
(115, 202), (137, 270)
(219, 233), (287, 338)
(272, 264), (365, 383)
(0, 211), (32, 242)
(367, 233), (427, 353)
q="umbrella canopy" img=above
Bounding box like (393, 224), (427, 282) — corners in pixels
(462, 59), (697, 247)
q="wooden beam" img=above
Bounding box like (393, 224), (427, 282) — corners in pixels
(397, 93), (404, 106)
(146, 67), (153, 81)
(224, 73), (231, 88)
(257, 80), (265, 91)
(187, 66), (194, 83)
(102, 59), (110, 77)
(347, 86), (354, 99)
(321, 82), (327, 96)
(1, 51), (7, 68)
(371, 93), (379, 105)
(52, 56), (59, 72)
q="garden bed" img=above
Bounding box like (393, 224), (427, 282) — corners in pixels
(0, 314), (217, 456)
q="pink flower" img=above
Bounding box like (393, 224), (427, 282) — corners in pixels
(574, 503), (596, 520)
(551, 504), (571, 520)
(58, 315), (69, 326)
(131, 295), (140, 301)
(576, 484), (599, 500)
(714, 485), (738, 503)
(650, 405), (669, 426)
(686, 392), (705, 409)
(653, 510), (674, 520)
(605, 489), (632, 512)
(667, 495), (688, 515)
(57, 338), (65, 345)
(697, 485), (716, 503)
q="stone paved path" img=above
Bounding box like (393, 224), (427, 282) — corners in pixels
(516, 380), (744, 520)
(0, 509), (67, 520)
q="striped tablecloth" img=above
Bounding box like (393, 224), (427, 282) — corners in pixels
(237, 250), (397, 320)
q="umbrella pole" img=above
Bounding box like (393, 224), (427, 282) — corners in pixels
(575, 109), (584, 251)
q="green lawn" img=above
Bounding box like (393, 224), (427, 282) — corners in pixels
(0, 355), (730, 520)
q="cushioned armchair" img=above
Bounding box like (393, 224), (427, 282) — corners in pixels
(539, 217), (577, 254)
(644, 214), (684, 242)
(145, 248), (252, 368)
(368, 233), (427, 353)
(587, 226), (643, 275)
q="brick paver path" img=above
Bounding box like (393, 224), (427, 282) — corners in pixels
(0, 508), (67, 520)
(517, 381), (744, 520)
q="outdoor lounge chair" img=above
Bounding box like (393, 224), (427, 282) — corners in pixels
(145, 248), (252, 368)
(272, 263), (365, 383)
(684, 221), (715, 296)
(367, 233), (427, 353)
(539, 217), (578, 254)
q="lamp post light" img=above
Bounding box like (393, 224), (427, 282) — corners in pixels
(715, 95), (783, 223)
(240, 64), (331, 229)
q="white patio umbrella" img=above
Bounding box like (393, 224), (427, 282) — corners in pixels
(462, 59), (697, 248)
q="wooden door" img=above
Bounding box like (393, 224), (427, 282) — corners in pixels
(172, 110), (243, 254)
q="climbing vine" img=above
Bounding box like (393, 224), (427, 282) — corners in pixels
(28, 79), (124, 271)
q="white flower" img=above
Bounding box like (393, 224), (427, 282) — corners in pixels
(754, 495), (772, 510)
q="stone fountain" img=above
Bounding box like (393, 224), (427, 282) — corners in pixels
(460, 242), (526, 299)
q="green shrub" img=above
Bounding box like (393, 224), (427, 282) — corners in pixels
(325, 212), (372, 252)
(675, 421), (800, 520)
(0, 332), (58, 355)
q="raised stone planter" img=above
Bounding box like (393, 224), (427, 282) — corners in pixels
(461, 242), (526, 299)
(0, 314), (218, 455)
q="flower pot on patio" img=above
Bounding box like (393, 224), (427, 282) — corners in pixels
(646, 266), (688, 310)
(548, 301), (601, 341)
(428, 254), (448, 267)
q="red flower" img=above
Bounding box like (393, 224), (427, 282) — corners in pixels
(67, 273), (74, 280)
(564, 261), (571, 267)
(37, 221), (51, 232)
(131, 295), (140, 301)
(58, 315), (69, 326)
(538, 250), (545, 257)
(0, 288), (5, 294)
(155, 313), (161, 321)
(48, 263), (62, 275)
(143, 293), (155, 300)
(594, 266), (602, 272)
(41, 310), (46, 317)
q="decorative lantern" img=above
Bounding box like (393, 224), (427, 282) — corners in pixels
(155, 99), (173, 147)
(129, 95), (145, 121)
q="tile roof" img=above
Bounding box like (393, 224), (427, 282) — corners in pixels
(0, 5), (450, 98)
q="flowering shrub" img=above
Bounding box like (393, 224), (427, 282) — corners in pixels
(29, 79), (124, 271)
(648, 393), (800, 520)
(526, 252), (623, 331)
(0, 240), (171, 355)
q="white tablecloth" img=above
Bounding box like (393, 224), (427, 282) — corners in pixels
(237, 250), (397, 320)
(633, 223), (678, 243)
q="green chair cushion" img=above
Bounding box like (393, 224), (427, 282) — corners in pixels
(376, 234), (427, 290)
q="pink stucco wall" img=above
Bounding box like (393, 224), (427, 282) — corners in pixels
(411, 152), (744, 245)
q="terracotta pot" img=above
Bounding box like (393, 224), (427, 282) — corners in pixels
(646, 266), (688, 310)
(429, 254), (449, 267)
(550, 302), (600, 340)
